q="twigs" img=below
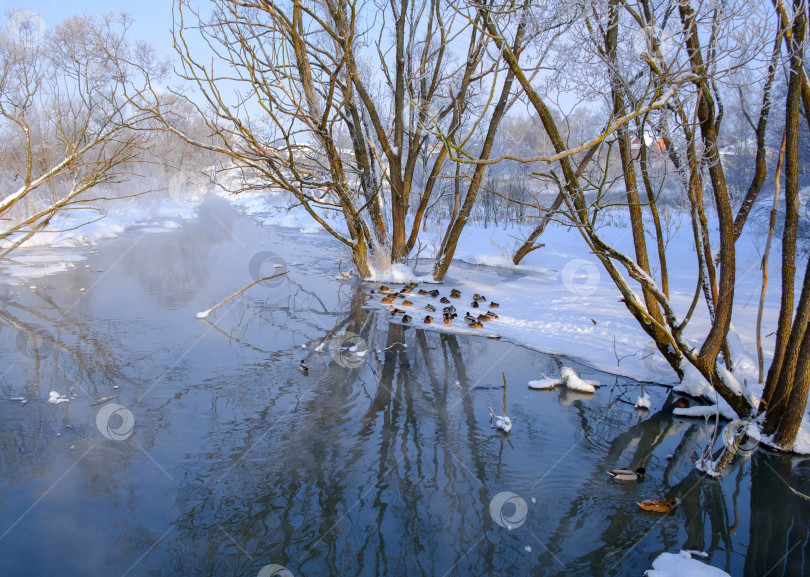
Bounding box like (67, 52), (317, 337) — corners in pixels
(196, 271), (289, 318)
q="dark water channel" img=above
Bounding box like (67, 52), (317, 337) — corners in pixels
(1, 196), (809, 576)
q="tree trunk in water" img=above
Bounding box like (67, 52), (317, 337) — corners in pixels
(762, 1), (806, 423)
(773, 323), (810, 448)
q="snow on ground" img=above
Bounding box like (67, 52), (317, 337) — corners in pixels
(4, 185), (810, 453)
(0, 190), (205, 280)
(644, 550), (731, 577)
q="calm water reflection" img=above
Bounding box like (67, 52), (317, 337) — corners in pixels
(1, 196), (808, 576)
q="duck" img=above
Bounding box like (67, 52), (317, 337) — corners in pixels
(425, 303), (436, 312)
(428, 289), (440, 298)
(489, 302), (499, 309)
(477, 314), (490, 322)
(464, 312), (477, 322)
(472, 300), (479, 308)
(390, 308), (406, 317)
(608, 467), (646, 481)
(381, 294), (396, 304)
(485, 311), (499, 319)
(440, 296), (450, 304)
(442, 305), (456, 314)
(402, 299), (413, 306)
(379, 285), (391, 293)
(489, 407), (515, 433)
(298, 361), (309, 375)
(443, 314), (453, 324)
(424, 316), (433, 324)
(473, 293), (486, 302)
(637, 498), (677, 513)
(402, 314), (412, 323)
(418, 289), (429, 295)
(450, 288), (461, 298)
(468, 320), (484, 329)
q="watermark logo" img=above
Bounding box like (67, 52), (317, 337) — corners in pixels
(258, 564), (294, 577)
(249, 251), (288, 288)
(641, 341), (672, 379)
(8, 10), (46, 49)
(489, 491), (528, 530)
(722, 420), (759, 457)
(329, 331), (368, 369)
(16, 325), (55, 360)
(633, 25), (677, 59)
(561, 259), (600, 296)
(96, 403), (136, 441)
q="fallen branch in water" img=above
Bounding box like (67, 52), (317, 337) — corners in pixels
(196, 272), (289, 319)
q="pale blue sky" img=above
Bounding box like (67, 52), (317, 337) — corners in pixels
(19, 1), (177, 56)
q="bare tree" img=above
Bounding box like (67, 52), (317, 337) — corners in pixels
(0, 12), (165, 257)
(473, 0), (810, 451)
(150, 0), (514, 278)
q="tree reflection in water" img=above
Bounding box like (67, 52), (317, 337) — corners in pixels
(1, 198), (809, 576)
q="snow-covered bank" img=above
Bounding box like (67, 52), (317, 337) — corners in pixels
(0, 191), (205, 280)
(219, 189), (796, 395)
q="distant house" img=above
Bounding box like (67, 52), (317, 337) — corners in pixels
(630, 131), (666, 158)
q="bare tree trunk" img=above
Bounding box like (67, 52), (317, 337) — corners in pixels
(512, 143), (599, 265)
(762, 0), (807, 424)
(757, 135), (785, 384)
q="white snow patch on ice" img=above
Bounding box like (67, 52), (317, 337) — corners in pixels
(645, 550), (730, 577)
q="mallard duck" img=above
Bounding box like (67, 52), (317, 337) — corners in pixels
(477, 314), (490, 322)
(464, 312), (477, 322)
(440, 296), (450, 304)
(402, 314), (412, 323)
(428, 289), (440, 298)
(379, 285), (391, 292)
(443, 313), (452, 324)
(402, 299), (413, 306)
(608, 467), (646, 481)
(485, 311), (499, 319)
(425, 303), (436, 312)
(468, 320), (484, 329)
(298, 361), (309, 375)
(442, 305), (456, 314)
(473, 293), (486, 302)
(489, 302), (499, 309)
(489, 407), (515, 433)
(424, 316), (433, 324)
(450, 288), (461, 298)
(637, 498), (677, 513)
(381, 294), (396, 304)
(472, 301), (479, 308)
(391, 308), (406, 317)
(418, 289), (429, 295)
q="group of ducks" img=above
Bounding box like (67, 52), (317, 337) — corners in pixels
(374, 282), (500, 329)
(607, 466), (678, 513)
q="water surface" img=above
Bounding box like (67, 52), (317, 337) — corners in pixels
(1, 196), (808, 576)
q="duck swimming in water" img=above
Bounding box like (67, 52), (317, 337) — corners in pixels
(608, 467), (646, 481)
(425, 303), (436, 312)
(637, 499), (677, 513)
